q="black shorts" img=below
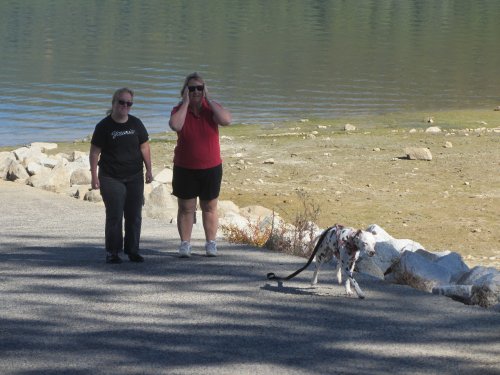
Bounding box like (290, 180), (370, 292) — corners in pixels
(172, 164), (223, 201)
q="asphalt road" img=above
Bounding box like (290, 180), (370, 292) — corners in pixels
(1, 180), (499, 375)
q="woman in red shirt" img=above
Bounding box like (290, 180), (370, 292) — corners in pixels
(169, 72), (232, 258)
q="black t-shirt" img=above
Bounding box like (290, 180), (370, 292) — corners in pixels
(91, 115), (149, 178)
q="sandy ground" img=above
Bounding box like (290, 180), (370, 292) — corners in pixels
(148, 118), (500, 269)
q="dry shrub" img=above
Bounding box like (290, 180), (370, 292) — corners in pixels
(221, 216), (272, 248)
(221, 191), (321, 258)
(266, 191), (321, 257)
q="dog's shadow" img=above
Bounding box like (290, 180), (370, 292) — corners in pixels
(261, 282), (343, 297)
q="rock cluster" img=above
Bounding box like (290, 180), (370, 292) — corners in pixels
(357, 224), (499, 311)
(2, 142), (498, 311)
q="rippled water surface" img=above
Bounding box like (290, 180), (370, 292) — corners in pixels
(1, 0), (499, 146)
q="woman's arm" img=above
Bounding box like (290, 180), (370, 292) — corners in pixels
(140, 141), (153, 183)
(169, 88), (190, 131)
(89, 144), (101, 189)
(207, 99), (232, 126)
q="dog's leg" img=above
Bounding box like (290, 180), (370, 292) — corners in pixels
(311, 260), (321, 286)
(338, 252), (353, 296)
(348, 257), (365, 299)
(336, 261), (342, 285)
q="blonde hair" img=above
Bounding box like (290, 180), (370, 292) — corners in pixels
(180, 72), (205, 97)
(107, 87), (134, 115)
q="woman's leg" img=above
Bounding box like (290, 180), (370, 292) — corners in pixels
(99, 175), (126, 255)
(199, 198), (218, 242)
(177, 198), (197, 242)
(123, 173), (144, 256)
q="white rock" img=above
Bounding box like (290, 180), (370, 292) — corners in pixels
(404, 147), (432, 161)
(7, 160), (30, 182)
(143, 184), (177, 220)
(0, 153), (16, 180)
(386, 251), (452, 292)
(425, 126), (441, 133)
(70, 168), (92, 185)
(27, 161), (71, 192)
(218, 200), (240, 217)
(153, 168), (173, 184)
(456, 267), (500, 308)
(84, 189), (103, 203)
(344, 123), (356, 131)
(30, 142), (58, 152)
(70, 151), (88, 162)
(39, 157), (60, 169)
(26, 161), (45, 176)
(433, 252), (470, 283)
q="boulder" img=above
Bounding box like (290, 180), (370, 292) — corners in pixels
(12, 147), (34, 161)
(70, 150), (87, 162)
(26, 161), (47, 176)
(385, 251), (452, 292)
(84, 189), (102, 203)
(356, 256), (385, 280)
(153, 168), (173, 184)
(365, 224), (426, 273)
(425, 126), (441, 133)
(6, 160), (30, 182)
(404, 147), (433, 161)
(30, 142), (58, 152)
(240, 205), (275, 220)
(143, 184), (177, 220)
(371, 241), (401, 274)
(456, 267), (500, 308)
(433, 252), (470, 283)
(27, 161), (71, 192)
(70, 168), (92, 185)
(0, 154), (17, 180)
(218, 200), (241, 217)
(432, 285), (474, 304)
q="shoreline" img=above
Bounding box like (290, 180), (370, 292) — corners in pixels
(2, 107), (499, 150)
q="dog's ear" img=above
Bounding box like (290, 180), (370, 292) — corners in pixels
(355, 229), (362, 237)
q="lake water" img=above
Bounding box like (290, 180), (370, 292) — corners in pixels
(1, 0), (499, 146)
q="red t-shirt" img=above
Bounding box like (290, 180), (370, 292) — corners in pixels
(171, 99), (222, 169)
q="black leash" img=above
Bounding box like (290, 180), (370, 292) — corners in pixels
(266, 226), (335, 281)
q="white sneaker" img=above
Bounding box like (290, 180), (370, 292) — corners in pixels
(205, 240), (217, 257)
(178, 241), (191, 258)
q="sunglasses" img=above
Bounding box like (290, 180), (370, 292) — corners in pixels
(117, 100), (133, 107)
(187, 85), (204, 92)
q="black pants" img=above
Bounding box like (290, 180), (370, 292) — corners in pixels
(99, 171), (144, 255)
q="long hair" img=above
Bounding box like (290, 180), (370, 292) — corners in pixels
(106, 87), (134, 116)
(180, 72), (205, 98)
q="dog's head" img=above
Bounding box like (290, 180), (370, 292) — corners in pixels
(353, 230), (376, 257)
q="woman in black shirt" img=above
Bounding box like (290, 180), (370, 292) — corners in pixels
(89, 88), (152, 264)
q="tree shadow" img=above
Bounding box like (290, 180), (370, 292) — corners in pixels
(0, 237), (498, 375)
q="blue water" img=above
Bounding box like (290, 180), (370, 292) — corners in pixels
(1, 0), (499, 146)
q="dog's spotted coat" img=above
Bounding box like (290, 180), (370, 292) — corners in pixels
(311, 224), (377, 298)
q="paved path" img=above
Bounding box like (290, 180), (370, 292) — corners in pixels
(0, 181), (499, 375)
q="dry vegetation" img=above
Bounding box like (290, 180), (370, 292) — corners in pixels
(214, 110), (499, 269)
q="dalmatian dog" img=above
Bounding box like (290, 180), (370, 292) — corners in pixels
(311, 224), (376, 298)
(267, 224), (376, 299)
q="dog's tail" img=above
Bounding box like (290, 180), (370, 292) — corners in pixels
(266, 226), (335, 281)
